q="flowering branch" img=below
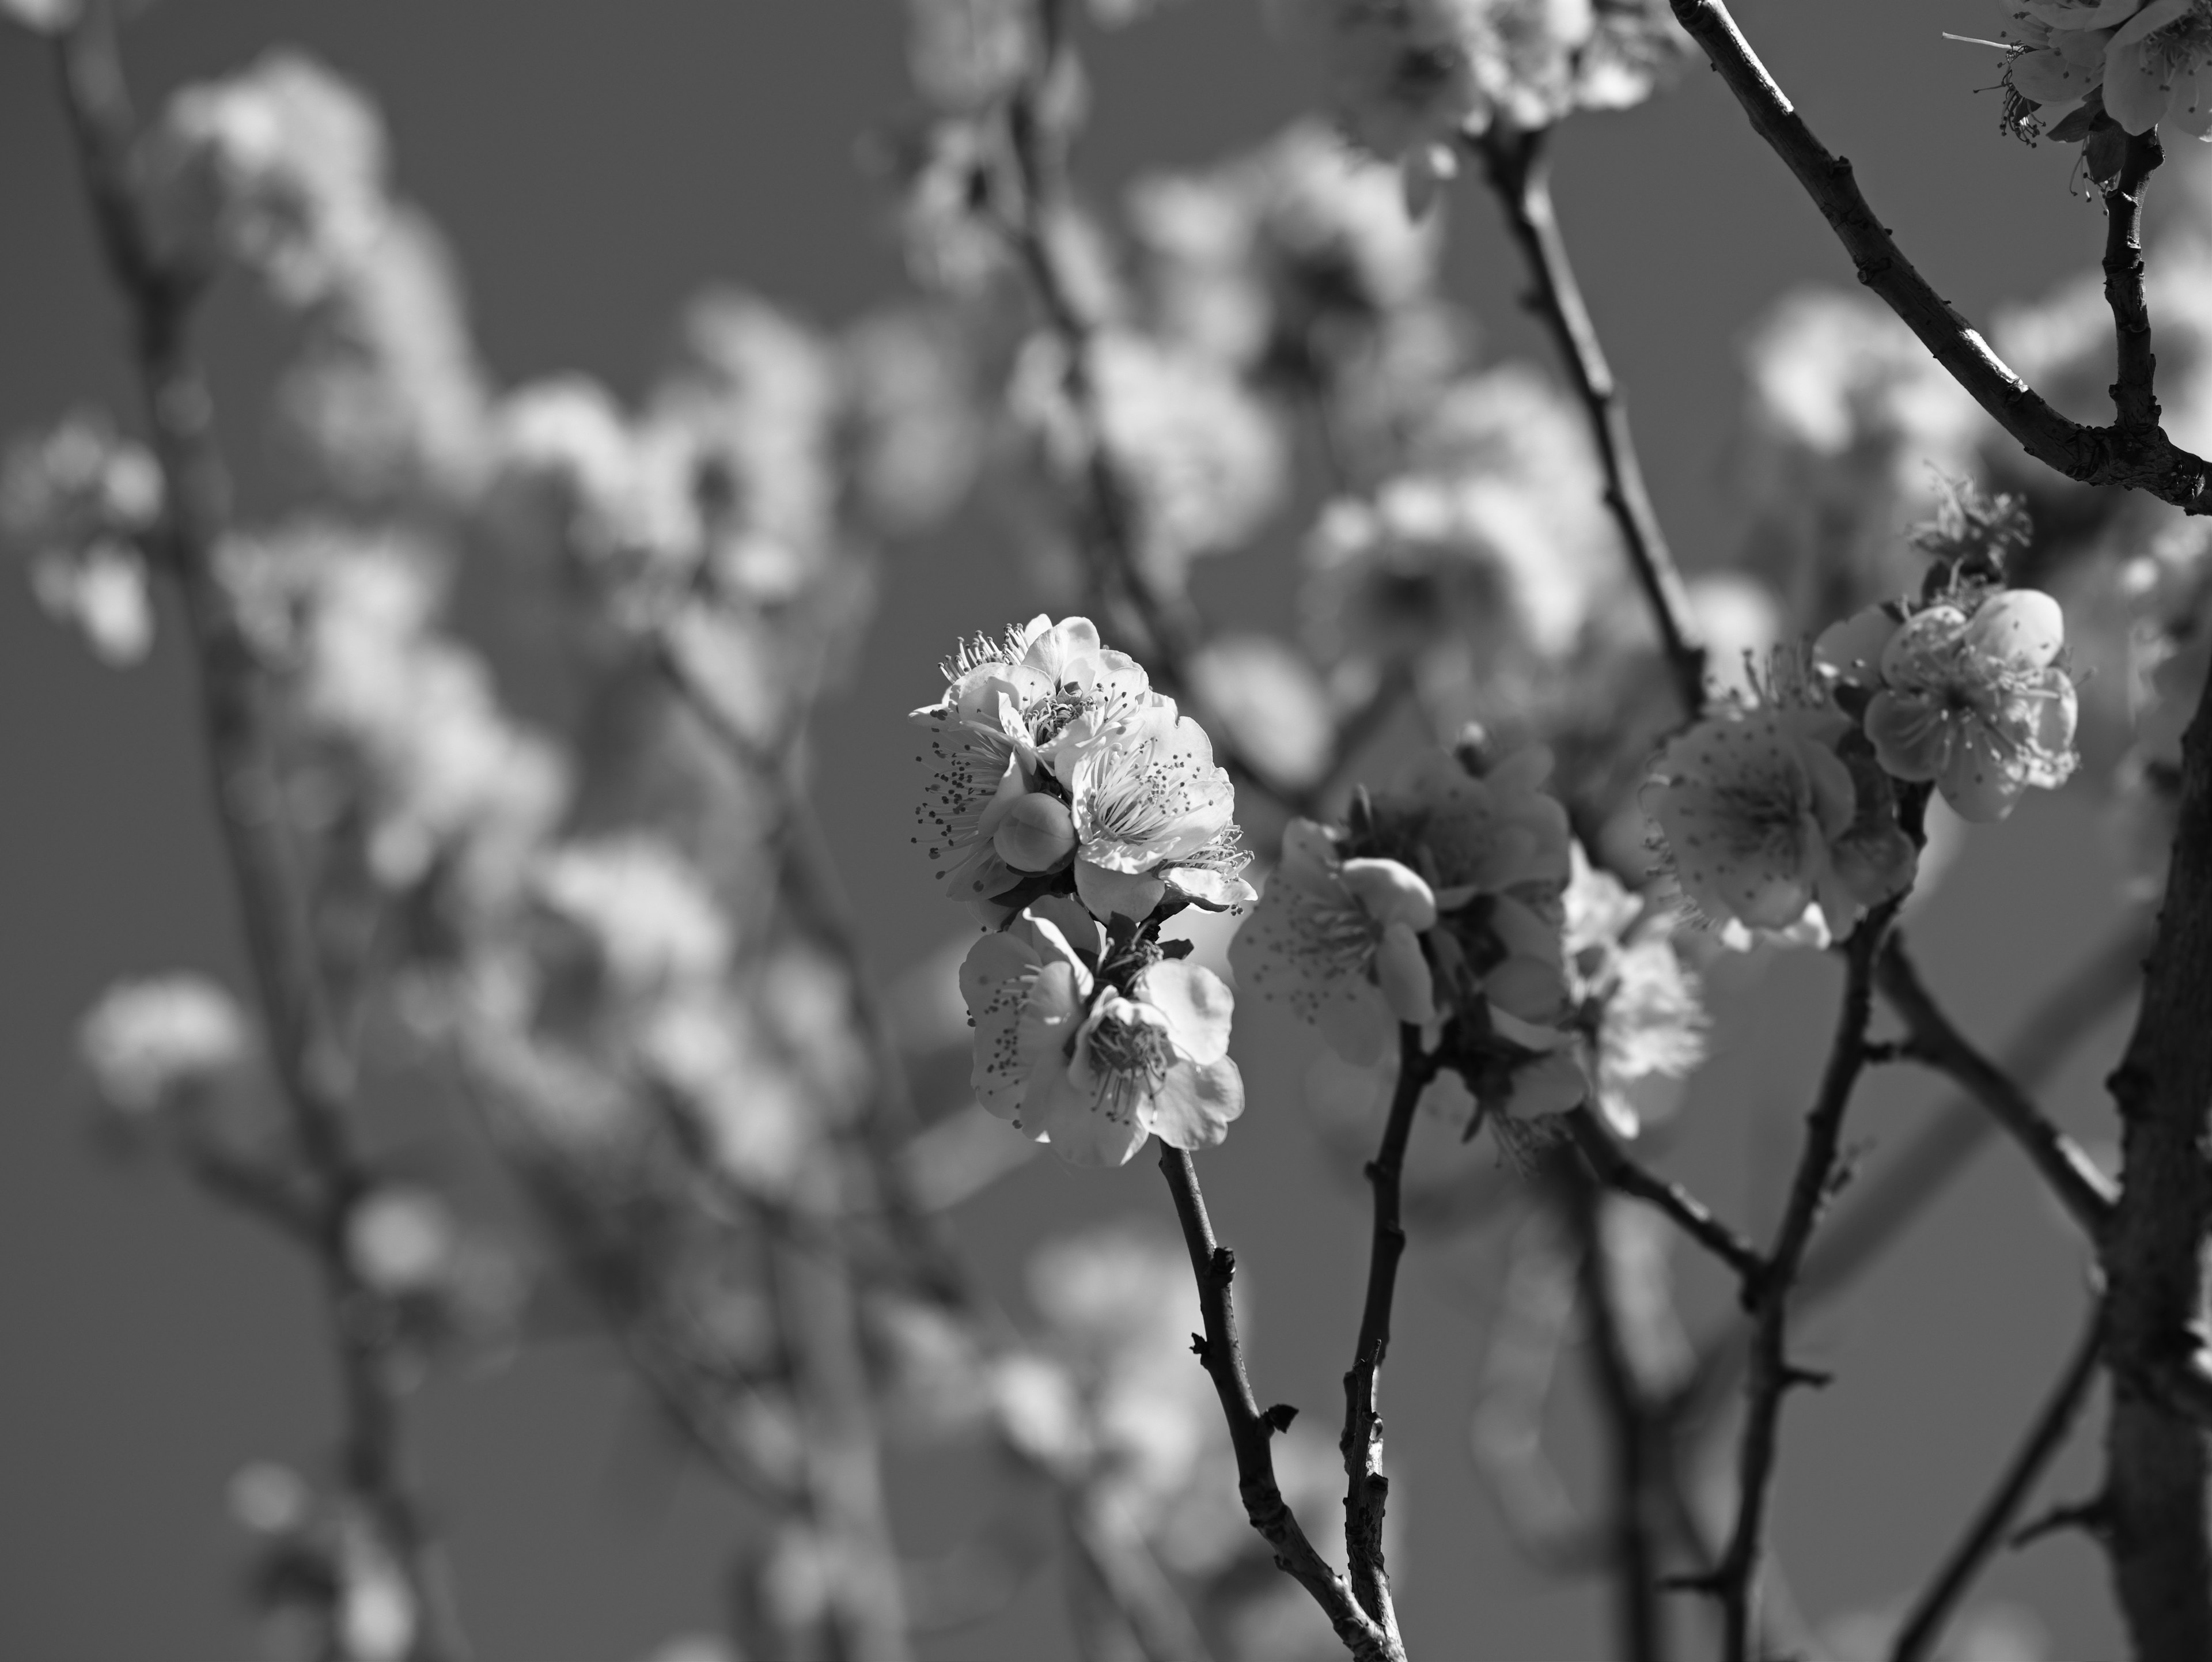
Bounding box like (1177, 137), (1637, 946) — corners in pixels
(1664, 0), (2212, 514)
(1339, 1027), (1436, 1642)
(1567, 1108), (1762, 1288)
(1472, 127), (1706, 715)
(52, 12), (471, 1660)
(1874, 936), (2119, 1243)
(1887, 1297), (2105, 1662)
(2103, 129), (2165, 438)
(1157, 1145), (1405, 1662)
(1703, 904), (1899, 1661)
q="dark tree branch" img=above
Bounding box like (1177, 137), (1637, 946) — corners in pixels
(1474, 127), (1706, 715)
(1567, 1108), (1763, 1289)
(2103, 129), (2164, 438)
(1157, 1145), (1404, 1662)
(1888, 1299), (2105, 1662)
(1707, 906), (1897, 1660)
(1339, 1028), (1434, 1642)
(53, 12), (471, 1660)
(2098, 660), (2212, 1656)
(1875, 936), (2119, 1243)
(1665, 0), (2212, 514)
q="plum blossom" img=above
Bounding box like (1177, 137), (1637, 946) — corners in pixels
(1816, 589), (2078, 821)
(1645, 675), (1918, 948)
(78, 975), (252, 1117)
(960, 901), (1244, 1165)
(2100, 0), (2212, 135)
(1561, 846), (1706, 1137)
(1993, 1), (2212, 139)
(2, 411), (164, 666)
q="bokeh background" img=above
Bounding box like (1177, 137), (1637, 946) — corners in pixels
(0, 3), (2153, 1658)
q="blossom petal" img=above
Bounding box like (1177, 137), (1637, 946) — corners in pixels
(1031, 1061), (1152, 1167)
(1503, 1050), (1589, 1119)
(1164, 865), (1258, 910)
(1939, 722), (2033, 821)
(1340, 857), (1438, 932)
(1136, 960), (1236, 1065)
(1075, 858), (1168, 922)
(1864, 690), (1948, 783)
(1813, 604), (1900, 688)
(1317, 983), (1393, 1065)
(1142, 1055), (1245, 1151)
(1373, 919), (1437, 1025)
(2009, 46), (2101, 104)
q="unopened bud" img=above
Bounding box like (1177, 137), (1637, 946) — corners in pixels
(993, 792), (1077, 872)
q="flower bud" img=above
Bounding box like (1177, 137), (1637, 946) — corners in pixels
(994, 792), (1077, 872)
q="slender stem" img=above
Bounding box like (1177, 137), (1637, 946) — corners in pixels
(1888, 1301), (2105, 1662)
(1875, 936), (2118, 1241)
(53, 14), (469, 1661)
(2102, 130), (2164, 438)
(1339, 1028), (1433, 1643)
(1558, 1167), (1668, 1662)
(1567, 1109), (1763, 1289)
(1157, 1146), (1404, 1662)
(1475, 127), (1706, 714)
(1664, 0), (2212, 513)
(1710, 907), (1896, 1660)
(2099, 657), (2212, 1657)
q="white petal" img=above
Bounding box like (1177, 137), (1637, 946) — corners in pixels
(1142, 1056), (1245, 1151)
(1340, 858), (1438, 932)
(1135, 960), (1236, 1065)
(1075, 858), (1168, 922)
(1374, 920), (1437, 1025)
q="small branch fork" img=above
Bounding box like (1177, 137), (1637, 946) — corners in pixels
(1473, 127), (1707, 717)
(1666, 0), (2212, 513)
(1158, 1146), (1407, 1662)
(51, 9), (468, 1660)
(1887, 1298), (2105, 1662)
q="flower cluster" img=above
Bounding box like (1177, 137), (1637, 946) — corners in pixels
(77, 974), (252, 1119)
(1996, 0), (2212, 142)
(1560, 847), (1706, 1137)
(1644, 654), (1920, 948)
(0, 411), (164, 666)
(921, 617), (1251, 1165)
(1233, 741), (1596, 1128)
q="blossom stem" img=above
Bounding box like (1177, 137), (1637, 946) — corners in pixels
(52, 12), (471, 1661)
(1664, 0), (2212, 514)
(2101, 128), (2164, 440)
(1156, 1144), (1407, 1662)
(1339, 1026), (1437, 1642)
(1566, 1109), (1763, 1289)
(1887, 1297), (2105, 1662)
(1474, 127), (1706, 717)
(1874, 936), (2118, 1242)
(1705, 903), (1899, 1661)
(2097, 626), (2212, 1657)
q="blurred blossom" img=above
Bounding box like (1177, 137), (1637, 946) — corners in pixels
(1089, 0), (1193, 24)
(276, 206), (492, 505)
(2, 410), (163, 665)
(1686, 572), (1785, 702)
(78, 974), (251, 1118)
(641, 994), (821, 1192)
(1190, 633), (1336, 790)
(0, 0), (80, 30)
(1305, 0), (1693, 211)
(2113, 524), (2212, 891)
(634, 1639), (740, 1662)
(336, 1517), (416, 1662)
(346, 1186), (460, 1297)
(906, 0), (1035, 110)
(535, 835), (732, 998)
(1012, 330), (1286, 589)
(842, 309), (982, 533)
(151, 51), (389, 303)
(230, 1462), (315, 1536)
(1598, 1199), (1692, 1386)
(1562, 846), (1705, 1137)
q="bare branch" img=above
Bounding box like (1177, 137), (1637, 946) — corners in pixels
(1474, 127), (1706, 714)
(1567, 1108), (1763, 1289)
(1875, 936), (2119, 1243)
(1888, 1298), (2104, 1662)
(1157, 1146), (1403, 1661)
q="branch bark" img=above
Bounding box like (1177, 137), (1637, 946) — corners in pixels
(1474, 127), (1707, 715)
(1665, 0), (2212, 513)
(1158, 1145), (1404, 1662)
(1567, 1108), (1763, 1288)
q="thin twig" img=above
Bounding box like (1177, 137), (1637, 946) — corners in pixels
(1706, 905), (1898, 1660)
(1888, 1299), (2105, 1662)
(1474, 127), (1706, 714)
(1340, 1027), (1434, 1644)
(1157, 1145), (1404, 1662)
(1875, 936), (2118, 1242)
(54, 13), (470, 1660)
(1664, 0), (2212, 513)
(1568, 1108), (1763, 1289)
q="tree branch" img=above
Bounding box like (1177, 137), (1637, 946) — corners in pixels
(1567, 1108), (1763, 1289)
(1157, 1145), (1404, 1662)
(1707, 906), (1897, 1660)
(1874, 935), (2119, 1243)
(2103, 128), (2164, 438)
(1664, 0), (2212, 514)
(54, 13), (470, 1660)
(1888, 1298), (2105, 1662)
(1474, 126), (1706, 715)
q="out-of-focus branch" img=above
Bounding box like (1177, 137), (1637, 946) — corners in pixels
(1703, 906), (1896, 1661)
(1888, 1298), (2105, 1662)
(1157, 1145), (1404, 1662)
(53, 13), (471, 1660)
(1665, 0), (2212, 514)
(1875, 936), (2118, 1242)
(2098, 661), (2212, 1655)
(1339, 1027), (1433, 1644)
(1567, 1109), (1762, 1288)
(1474, 127), (1706, 715)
